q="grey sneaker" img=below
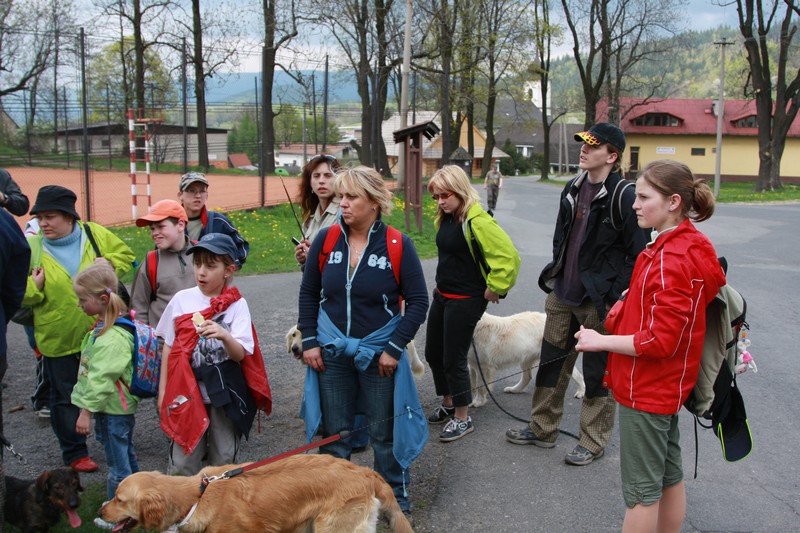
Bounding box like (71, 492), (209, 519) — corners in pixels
(505, 426), (556, 448)
(439, 416), (474, 442)
(428, 404), (455, 424)
(565, 444), (605, 466)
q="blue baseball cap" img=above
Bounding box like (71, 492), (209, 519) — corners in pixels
(187, 233), (239, 267)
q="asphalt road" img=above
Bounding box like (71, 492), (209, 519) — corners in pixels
(2, 176), (798, 532)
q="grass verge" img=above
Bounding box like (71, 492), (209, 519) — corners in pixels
(114, 193), (440, 282)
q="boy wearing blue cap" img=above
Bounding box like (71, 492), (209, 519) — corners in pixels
(155, 233), (271, 475)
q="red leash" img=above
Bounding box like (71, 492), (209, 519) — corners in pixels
(201, 431), (351, 491)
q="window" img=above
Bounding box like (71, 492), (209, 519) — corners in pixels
(632, 113), (681, 127)
(101, 139), (110, 148)
(735, 116), (757, 128)
(691, 148), (706, 156)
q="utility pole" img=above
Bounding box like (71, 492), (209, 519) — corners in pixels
(398, 0), (413, 188)
(714, 38), (734, 198)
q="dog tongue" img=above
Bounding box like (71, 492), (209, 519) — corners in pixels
(67, 508), (82, 528)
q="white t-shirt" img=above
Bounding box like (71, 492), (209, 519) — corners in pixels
(156, 287), (254, 403)
(156, 286), (255, 362)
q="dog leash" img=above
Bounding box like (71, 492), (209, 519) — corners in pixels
(167, 431), (353, 529)
(0, 432), (41, 477)
(200, 430), (351, 491)
(470, 339), (581, 441)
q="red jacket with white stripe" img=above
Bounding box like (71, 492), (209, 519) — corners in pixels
(605, 219), (726, 415)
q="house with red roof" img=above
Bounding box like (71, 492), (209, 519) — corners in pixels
(597, 98), (800, 182)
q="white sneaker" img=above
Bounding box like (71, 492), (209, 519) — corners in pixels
(94, 517), (115, 530)
(35, 407), (51, 418)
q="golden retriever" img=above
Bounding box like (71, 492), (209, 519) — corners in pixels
(468, 311), (586, 407)
(287, 325), (425, 378)
(99, 454), (413, 533)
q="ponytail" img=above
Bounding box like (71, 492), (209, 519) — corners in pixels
(73, 265), (128, 337)
(638, 159), (716, 222)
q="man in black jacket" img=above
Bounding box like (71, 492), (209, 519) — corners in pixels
(506, 123), (648, 465)
(0, 169), (30, 216)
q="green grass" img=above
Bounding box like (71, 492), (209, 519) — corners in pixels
(538, 177), (800, 203)
(716, 181), (800, 202)
(114, 193), (440, 281)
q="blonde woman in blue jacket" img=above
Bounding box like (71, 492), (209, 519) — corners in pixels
(23, 186), (135, 473)
(425, 165), (521, 442)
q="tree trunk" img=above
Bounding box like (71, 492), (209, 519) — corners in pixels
(262, 45), (276, 173)
(192, 0), (209, 171)
(133, 0), (146, 112)
(438, 2), (454, 168)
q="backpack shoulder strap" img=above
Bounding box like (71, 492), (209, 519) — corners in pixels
(385, 225), (402, 286)
(318, 225), (342, 273)
(82, 222), (103, 257)
(146, 250), (159, 298)
(610, 178), (634, 231)
(27, 235), (43, 269)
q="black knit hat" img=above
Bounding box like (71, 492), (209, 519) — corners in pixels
(30, 185), (80, 220)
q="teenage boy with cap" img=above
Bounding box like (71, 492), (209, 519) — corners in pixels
(177, 172), (249, 267)
(23, 185), (135, 472)
(131, 200), (196, 328)
(505, 123), (648, 465)
(155, 233), (271, 475)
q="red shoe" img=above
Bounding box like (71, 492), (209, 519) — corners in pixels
(70, 456), (99, 473)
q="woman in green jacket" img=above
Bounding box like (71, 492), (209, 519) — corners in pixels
(22, 186), (135, 472)
(425, 165), (520, 442)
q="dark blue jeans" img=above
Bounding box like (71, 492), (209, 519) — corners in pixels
(317, 353), (410, 511)
(43, 354), (88, 465)
(95, 413), (139, 499)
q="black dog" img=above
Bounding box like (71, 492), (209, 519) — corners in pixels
(4, 468), (83, 532)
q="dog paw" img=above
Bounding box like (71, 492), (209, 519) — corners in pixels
(470, 398), (487, 407)
(503, 386), (524, 394)
(574, 390), (585, 399)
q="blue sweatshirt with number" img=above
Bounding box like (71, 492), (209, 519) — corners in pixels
(298, 217), (429, 360)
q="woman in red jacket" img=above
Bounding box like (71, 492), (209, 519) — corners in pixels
(575, 159), (726, 533)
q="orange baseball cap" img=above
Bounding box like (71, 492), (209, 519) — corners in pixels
(135, 200), (189, 227)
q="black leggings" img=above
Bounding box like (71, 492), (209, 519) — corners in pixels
(424, 290), (488, 407)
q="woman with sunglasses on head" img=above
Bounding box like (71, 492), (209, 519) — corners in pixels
(425, 165), (520, 442)
(294, 154), (342, 266)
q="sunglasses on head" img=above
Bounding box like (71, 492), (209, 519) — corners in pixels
(431, 191), (455, 201)
(309, 154), (338, 164)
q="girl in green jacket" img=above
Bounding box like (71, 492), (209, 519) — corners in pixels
(72, 265), (139, 506)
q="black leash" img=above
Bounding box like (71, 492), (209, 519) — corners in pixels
(470, 338), (581, 441)
(278, 175), (307, 239)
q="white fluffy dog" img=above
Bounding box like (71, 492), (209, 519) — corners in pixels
(468, 311), (586, 407)
(286, 325), (425, 378)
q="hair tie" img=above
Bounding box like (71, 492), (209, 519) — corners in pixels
(105, 288), (113, 295)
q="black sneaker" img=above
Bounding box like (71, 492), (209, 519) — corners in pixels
(428, 404), (455, 424)
(439, 416), (474, 442)
(504, 426), (556, 448)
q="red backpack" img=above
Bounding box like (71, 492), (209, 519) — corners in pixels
(318, 224), (403, 297)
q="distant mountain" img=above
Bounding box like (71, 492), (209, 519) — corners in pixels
(205, 70), (372, 105)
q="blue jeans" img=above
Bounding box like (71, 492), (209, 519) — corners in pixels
(318, 353), (410, 511)
(95, 413), (139, 499)
(43, 354), (88, 464)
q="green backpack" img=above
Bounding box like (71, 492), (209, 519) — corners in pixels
(685, 258), (753, 464)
